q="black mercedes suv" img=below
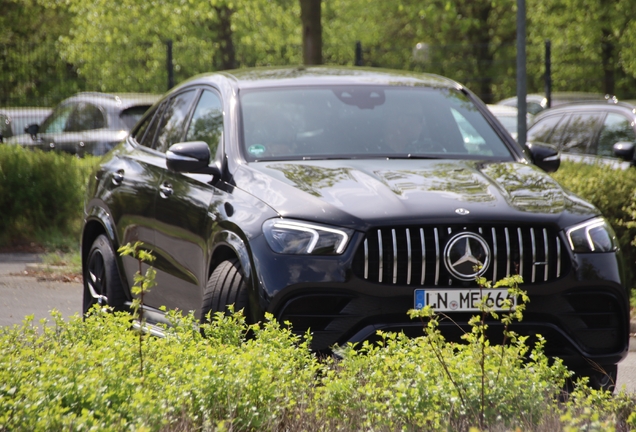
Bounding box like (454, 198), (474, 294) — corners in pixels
(81, 67), (629, 387)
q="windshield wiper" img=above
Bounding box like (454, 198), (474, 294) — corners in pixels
(385, 154), (442, 160)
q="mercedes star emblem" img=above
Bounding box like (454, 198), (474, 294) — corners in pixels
(443, 232), (491, 281)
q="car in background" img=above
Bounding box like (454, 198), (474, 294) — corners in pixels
(80, 66), (628, 389)
(487, 104), (534, 140)
(497, 92), (613, 115)
(6, 92), (159, 156)
(0, 107), (51, 142)
(527, 100), (636, 169)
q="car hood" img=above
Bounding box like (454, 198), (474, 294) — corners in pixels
(234, 159), (597, 230)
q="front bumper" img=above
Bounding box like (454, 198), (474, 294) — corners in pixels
(252, 232), (630, 370)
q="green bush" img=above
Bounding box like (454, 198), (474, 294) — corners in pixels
(0, 146), (98, 248)
(1, 307), (634, 431)
(551, 161), (636, 286)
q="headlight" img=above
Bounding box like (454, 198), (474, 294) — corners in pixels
(263, 219), (353, 255)
(565, 217), (617, 253)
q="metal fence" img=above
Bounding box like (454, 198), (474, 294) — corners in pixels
(2, 39), (635, 109)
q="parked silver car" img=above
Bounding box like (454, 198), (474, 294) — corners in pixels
(0, 107), (52, 142)
(6, 92), (159, 156)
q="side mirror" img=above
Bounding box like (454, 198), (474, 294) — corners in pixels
(612, 142), (635, 161)
(526, 141), (560, 173)
(166, 141), (221, 177)
(25, 123), (39, 137)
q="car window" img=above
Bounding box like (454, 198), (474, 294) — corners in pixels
(40, 104), (75, 134)
(527, 114), (564, 144)
(560, 113), (603, 154)
(136, 103), (166, 149)
(120, 106), (152, 131)
(527, 102), (544, 115)
(66, 102), (106, 132)
(240, 86), (513, 161)
(154, 90), (197, 152)
(185, 90), (223, 157)
(597, 113), (636, 157)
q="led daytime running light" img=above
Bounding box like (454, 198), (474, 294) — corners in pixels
(271, 221), (349, 254)
(566, 217), (607, 252)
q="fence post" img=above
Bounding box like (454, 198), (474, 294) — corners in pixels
(516, 0), (527, 147)
(355, 41), (363, 66)
(166, 39), (174, 91)
(544, 40), (552, 108)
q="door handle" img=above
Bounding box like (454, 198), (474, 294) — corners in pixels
(112, 170), (124, 186)
(160, 182), (173, 198)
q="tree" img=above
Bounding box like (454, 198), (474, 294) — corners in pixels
(57, 0), (301, 93)
(527, 0), (636, 99)
(0, 0), (78, 106)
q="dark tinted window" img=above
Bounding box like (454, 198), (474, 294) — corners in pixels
(138, 103), (166, 149)
(120, 105), (152, 131)
(560, 113), (603, 154)
(240, 86), (512, 161)
(66, 102), (105, 132)
(527, 114), (564, 144)
(597, 113), (636, 156)
(185, 90), (223, 156)
(155, 90), (197, 152)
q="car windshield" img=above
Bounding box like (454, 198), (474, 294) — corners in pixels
(240, 86), (514, 161)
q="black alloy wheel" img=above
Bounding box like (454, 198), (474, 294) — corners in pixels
(83, 234), (127, 315)
(201, 258), (249, 322)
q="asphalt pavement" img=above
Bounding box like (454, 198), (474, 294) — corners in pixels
(0, 252), (634, 393)
(0, 253), (82, 327)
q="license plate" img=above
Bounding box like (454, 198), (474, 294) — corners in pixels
(414, 288), (517, 312)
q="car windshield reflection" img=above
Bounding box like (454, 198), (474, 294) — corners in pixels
(240, 86), (514, 162)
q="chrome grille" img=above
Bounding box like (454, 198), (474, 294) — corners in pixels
(353, 225), (567, 286)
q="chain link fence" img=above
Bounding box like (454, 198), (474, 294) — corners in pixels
(2, 39), (635, 109)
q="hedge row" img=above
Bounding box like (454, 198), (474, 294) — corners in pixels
(0, 146), (97, 248)
(1, 308), (635, 431)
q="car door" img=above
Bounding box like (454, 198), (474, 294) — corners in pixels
(593, 112), (636, 169)
(60, 101), (107, 155)
(101, 101), (169, 293)
(35, 103), (76, 151)
(134, 88), (205, 313)
(558, 112), (603, 154)
(527, 113), (566, 145)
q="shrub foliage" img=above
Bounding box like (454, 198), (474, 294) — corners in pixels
(1, 307), (635, 431)
(0, 146), (97, 248)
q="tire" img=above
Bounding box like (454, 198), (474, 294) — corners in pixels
(201, 258), (249, 322)
(83, 234), (127, 315)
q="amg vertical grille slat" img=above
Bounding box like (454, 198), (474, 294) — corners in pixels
(491, 228), (498, 282)
(392, 229), (398, 284)
(434, 228), (440, 286)
(406, 228), (412, 285)
(517, 228), (524, 277)
(531, 228), (536, 283)
(377, 230), (383, 283)
(356, 224), (567, 286)
(505, 228), (511, 276)
(543, 228), (549, 282)
(420, 228), (426, 285)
